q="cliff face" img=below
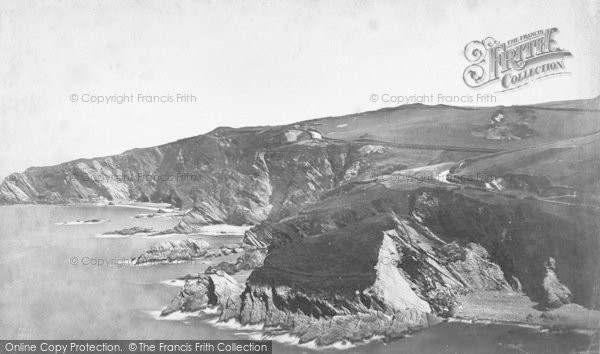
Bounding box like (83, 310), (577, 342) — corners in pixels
(238, 175), (599, 310)
(409, 188), (600, 309)
(161, 206), (527, 344)
(0, 122), (471, 234)
(224, 218), (438, 345)
(4, 100), (597, 232)
(0, 126), (356, 228)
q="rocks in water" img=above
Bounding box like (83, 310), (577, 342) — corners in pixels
(132, 240), (255, 265)
(196, 219), (438, 344)
(542, 257), (573, 309)
(161, 218), (442, 345)
(82, 219), (102, 223)
(205, 248), (267, 275)
(229, 292), (432, 346)
(132, 239), (210, 265)
(55, 219), (108, 225)
(215, 231), (436, 344)
(155, 183), (597, 347)
(102, 226), (156, 236)
(160, 271), (243, 316)
(133, 209), (185, 219)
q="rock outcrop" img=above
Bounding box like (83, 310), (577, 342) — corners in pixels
(205, 249), (267, 275)
(133, 240), (256, 265)
(240, 183), (598, 313)
(132, 239), (210, 265)
(163, 211), (530, 344)
(102, 226), (156, 236)
(409, 188), (600, 310)
(542, 257), (573, 308)
(165, 221), (439, 345)
(161, 271), (244, 316)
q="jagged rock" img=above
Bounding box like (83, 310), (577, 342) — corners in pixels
(236, 249), (267, 270)
(205, 249), (267, 275)
(102, 226), (155, 236)
(132, 239), (210, 265)
(134, 240), (255, 266)
(83, 219), (102, 223)
(160, 271), (243, 316)
(56, 218), (108, 225)
(217, 229), (435, 343)
(163, 220), (439, 344)
(241, 203), (513, 317)
(409, 188), (599, 309)
(205, 261), (238, 275)
(542, 257), (573, 309)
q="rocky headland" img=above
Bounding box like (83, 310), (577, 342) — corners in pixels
(2, 98), (599, 347)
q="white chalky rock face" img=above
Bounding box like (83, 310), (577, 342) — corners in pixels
(367, 234), (431, 314)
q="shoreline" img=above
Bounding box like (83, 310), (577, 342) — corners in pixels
(0, 201), (177, 211)
(155, 305), (598, 351)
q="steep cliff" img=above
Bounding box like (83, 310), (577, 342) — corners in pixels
(0, 123), (470, 236)
(409, 188), (600, 309)
(158, 184), (598, 345)
(5, 99), (597, 232)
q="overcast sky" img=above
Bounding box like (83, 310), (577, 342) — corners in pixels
(1, 0), (599, 179)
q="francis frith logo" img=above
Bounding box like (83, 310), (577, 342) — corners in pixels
(463, 28), (571, 91)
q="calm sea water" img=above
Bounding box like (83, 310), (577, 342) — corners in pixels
(0, 205), (592, 353)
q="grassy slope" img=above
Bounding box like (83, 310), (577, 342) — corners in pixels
(299, 100), (600, 150)
(453, 132), (600, 194)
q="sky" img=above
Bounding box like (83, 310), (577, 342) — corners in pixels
(0, 0), (599, 179)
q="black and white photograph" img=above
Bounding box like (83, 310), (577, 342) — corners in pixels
(0, 1), (599, 353)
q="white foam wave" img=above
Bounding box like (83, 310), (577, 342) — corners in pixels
(144, 310), (201, 321)
(201, 306), (221, 315)
(160, 279), (187, 287)
(55, 220), (109, 226)
(205, 318), (264, 331)
(448, 317), (544, 330)
(139, 233), (180, 238)
(95, 234), (129, 239)
(208, 319), (373, 350)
